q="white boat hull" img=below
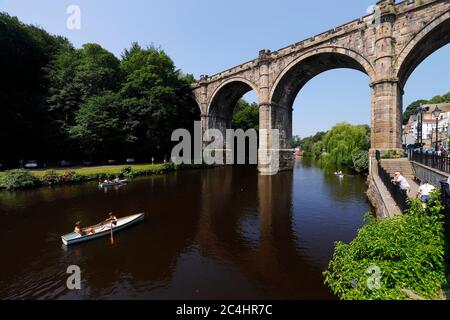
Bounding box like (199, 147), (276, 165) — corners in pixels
(61, 213), (144, 246)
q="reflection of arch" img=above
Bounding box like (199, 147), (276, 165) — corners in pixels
(396, 11), (450, 88)
(207, 77), (259, 119)
(270, 47), (375, 108)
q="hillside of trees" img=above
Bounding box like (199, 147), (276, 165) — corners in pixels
(0, 13), (199, 168)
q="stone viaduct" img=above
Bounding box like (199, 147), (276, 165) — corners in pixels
(192, 0), (450, 174)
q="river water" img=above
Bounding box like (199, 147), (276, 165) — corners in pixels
(0, 158), (370, 299)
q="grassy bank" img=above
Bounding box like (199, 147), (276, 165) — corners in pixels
(324, 191), (448, 300)
(0, 163), (209, 190)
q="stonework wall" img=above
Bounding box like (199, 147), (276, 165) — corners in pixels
(412, 161), (449, 187)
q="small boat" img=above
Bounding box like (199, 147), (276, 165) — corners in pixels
(334, 172), (344, 178)
(61, 213), (144, 246)
(98, 179), (129, 188)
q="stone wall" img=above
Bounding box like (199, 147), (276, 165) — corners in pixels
(411, 161), (449, 187)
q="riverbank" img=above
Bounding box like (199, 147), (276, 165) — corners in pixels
(0, 163), (209, 191)
(324, 192), (448, 300)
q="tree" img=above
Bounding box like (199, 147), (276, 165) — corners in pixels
(0, 12), (71, 165)
(69, 92), (124, 160)
(319, 123), (370, 169)
(119, 43), (199, 160)
(232, 99), (259, 131)
(403, 100), (428, 124)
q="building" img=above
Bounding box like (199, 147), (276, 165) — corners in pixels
(406, 103), (450, 148)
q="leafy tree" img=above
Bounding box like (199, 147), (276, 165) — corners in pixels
(69, 92), (125, 160)
(0, 12), (71, 165)
(320, 123), (370, 169)
(352, 150), (369, 173)
(232, 99), (259, 131)
(46, 43), (122, 156)
(119, 43), (199, 160)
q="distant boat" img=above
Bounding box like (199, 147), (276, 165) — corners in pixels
(98, 179), (129, 188)
(334, 172), (344, 178)
(61, 213), (144, 246)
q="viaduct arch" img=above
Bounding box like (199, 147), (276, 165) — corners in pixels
(192, 0), (450, 174)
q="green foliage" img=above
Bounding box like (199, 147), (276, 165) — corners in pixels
(292, 131), (328, 156)
(380, 150), (407, 159)
(120, 166), (133, 178)
(0, 12), (71, 165)
(319, 123), (371, 170)
(352, 150), (369, 173)
(119, 43), (199, 159)
(69, 92), (125, 160)
(0, 169), (40, 190)
(42, 170), (61, 186)
(1, 15), (199, 165)
(232, 99), (259, 131)
(324, 191), (447, 300)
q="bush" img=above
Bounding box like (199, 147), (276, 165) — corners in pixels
(120, 166), (133, 178)
(0, 169), (39, 190)
(60, 171), (88, 184)
(381, 150), (407, 159)
(352, 150), (369, 173)
(42, 170), (61, 186)
(324, 191), (447, 300)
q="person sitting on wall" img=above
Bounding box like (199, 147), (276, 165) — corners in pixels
(391, 172), (411, 196)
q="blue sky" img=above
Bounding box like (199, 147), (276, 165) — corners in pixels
(1, 0), (449, 137)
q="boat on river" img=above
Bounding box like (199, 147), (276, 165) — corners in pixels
(61, 213), (145, 246)
(98, 179), (129, 188)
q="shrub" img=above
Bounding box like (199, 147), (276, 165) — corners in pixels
(60, 171), (88, 184)
(381, 150), (407, 159)
(0, 169), (39, 190)
(352, 150), (369, 173)
(120, 166), (133, 178)
(324, 191), (447, 300)
(42, 170), (61, 186)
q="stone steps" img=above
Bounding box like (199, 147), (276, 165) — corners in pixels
(379, 158), (419, 197)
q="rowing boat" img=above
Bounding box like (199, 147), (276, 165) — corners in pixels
(61, 213), (144, 246)
(98, 179), (129, 188)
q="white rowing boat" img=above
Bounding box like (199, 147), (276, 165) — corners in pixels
(98, 179), (129, 188)
(61, 213), (144, 246)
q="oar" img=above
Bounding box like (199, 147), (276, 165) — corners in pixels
(110, 222), (114, 245)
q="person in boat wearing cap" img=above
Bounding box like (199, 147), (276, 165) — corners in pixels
(74, 221), (95, 236)
(104, 212), (118, 226)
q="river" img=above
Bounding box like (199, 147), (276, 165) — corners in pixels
(0, 158), (370, 299)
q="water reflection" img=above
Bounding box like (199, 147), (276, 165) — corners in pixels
(0, 159), (368, 299)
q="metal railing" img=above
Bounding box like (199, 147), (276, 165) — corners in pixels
(411, 150), (450, 174)
(376, 151), (409, 212)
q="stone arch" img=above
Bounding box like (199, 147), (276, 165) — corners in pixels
(270, 46), (375, 108)
(207, 77), (260, 119)
(396, 10), (450, 88)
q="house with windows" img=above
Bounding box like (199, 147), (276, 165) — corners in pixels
(406, 103), (450, 148)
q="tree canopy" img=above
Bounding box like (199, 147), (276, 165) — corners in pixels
(0, 13), (199, 166)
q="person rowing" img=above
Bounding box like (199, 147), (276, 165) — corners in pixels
(74, 221), (95, 236)
(104, 212), (118, 227)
